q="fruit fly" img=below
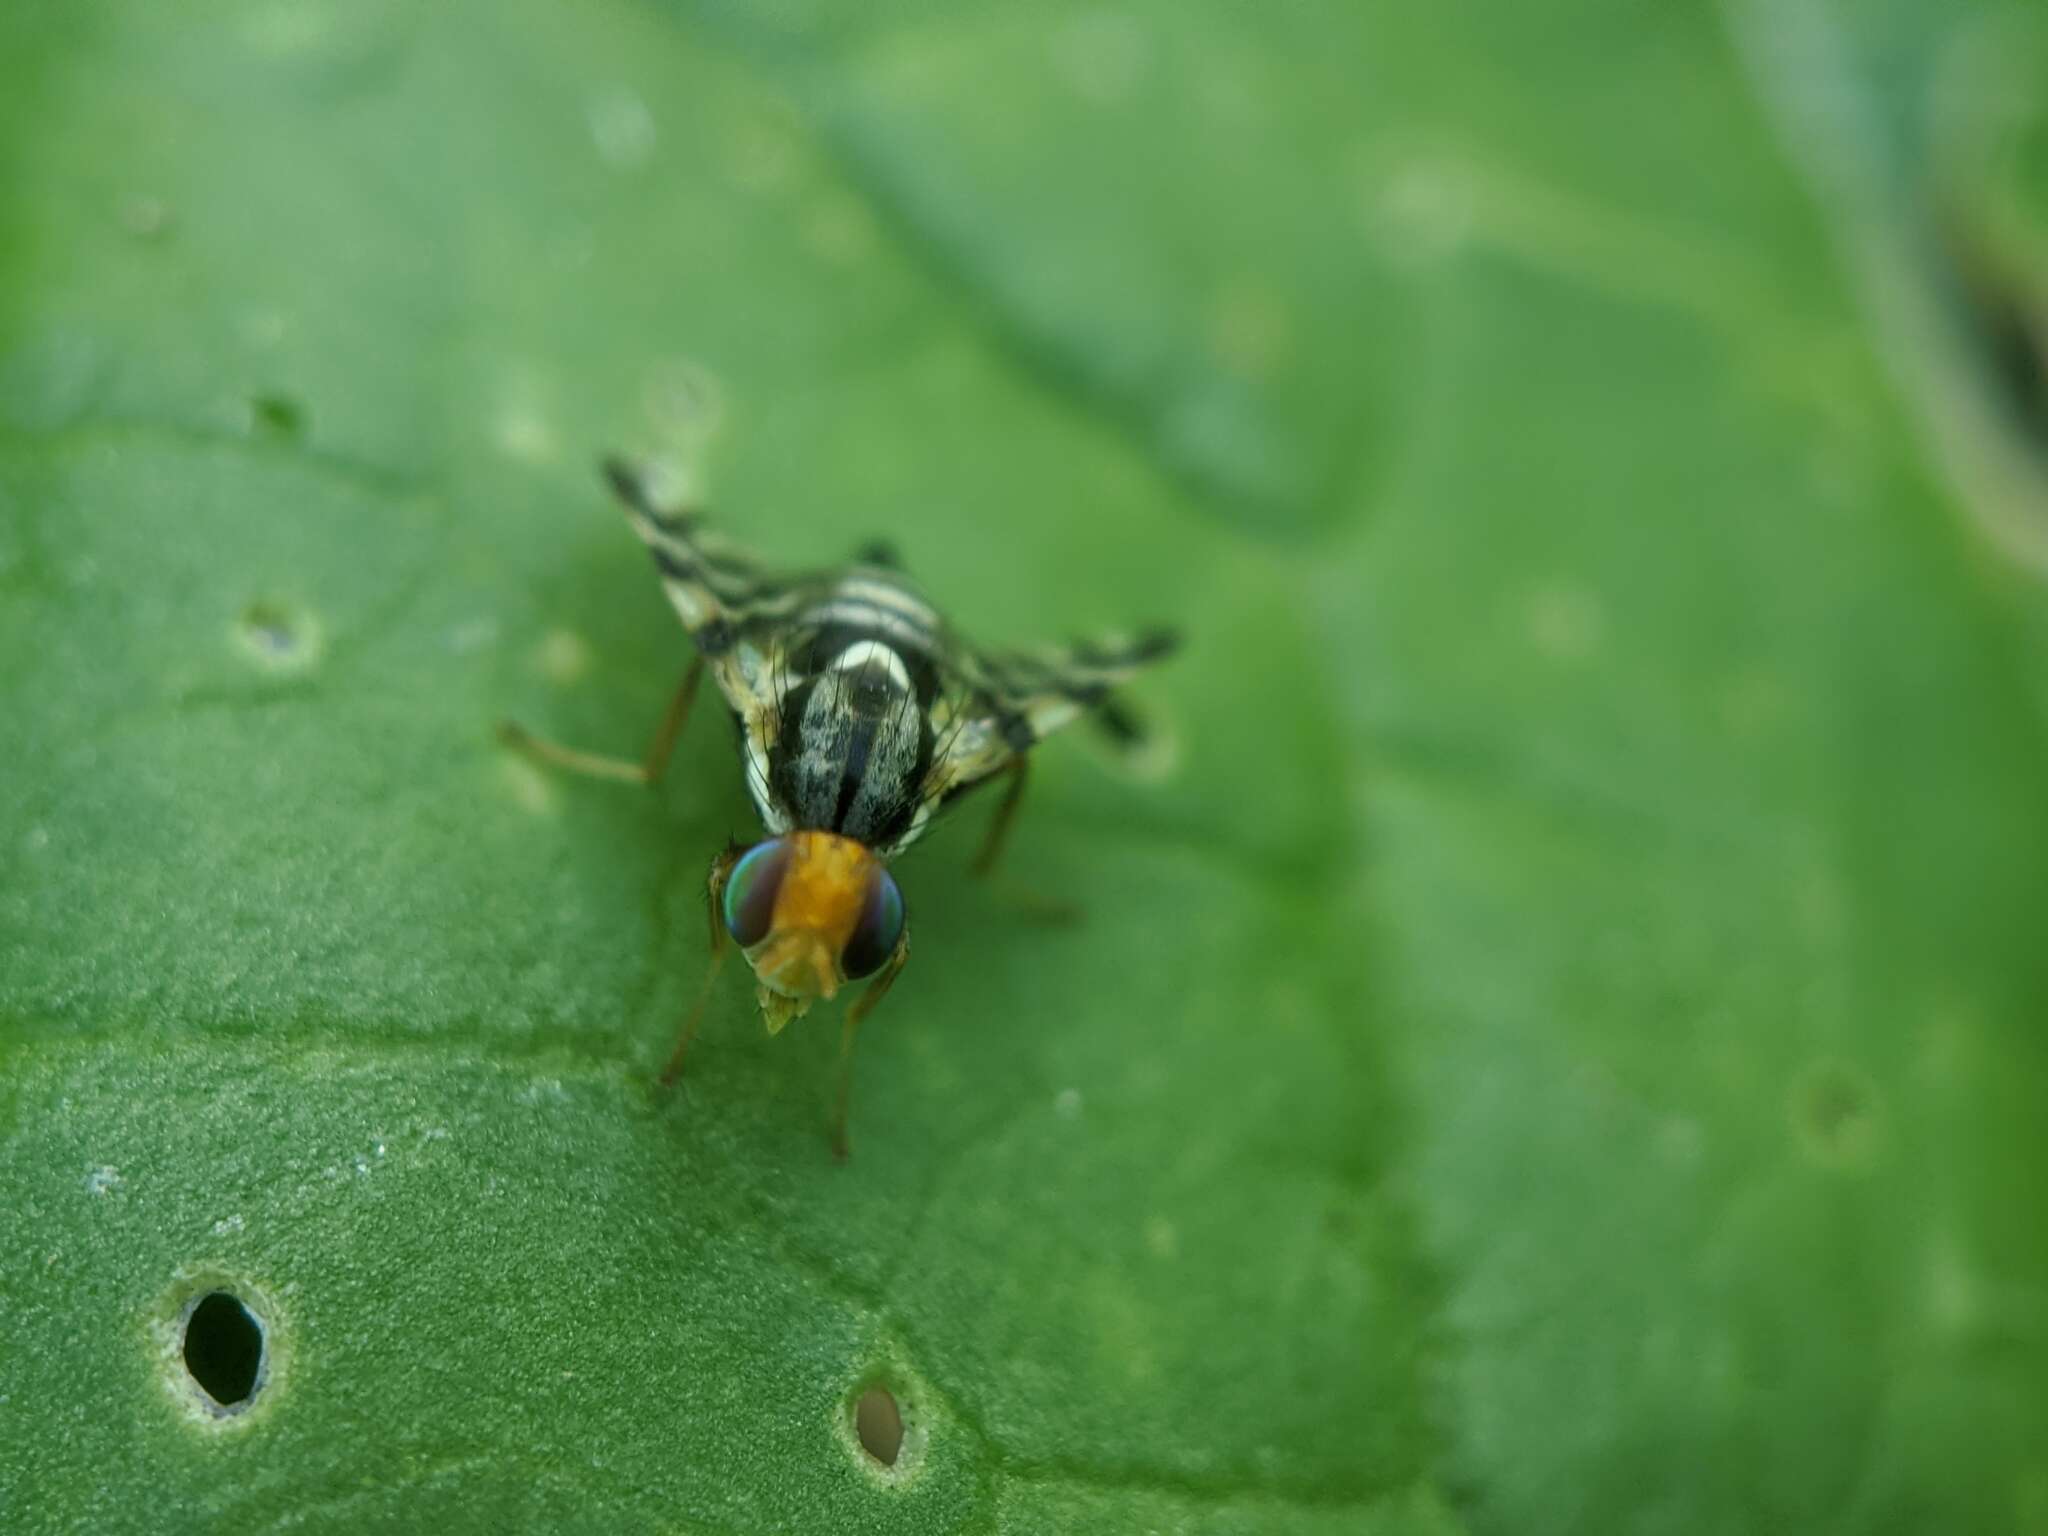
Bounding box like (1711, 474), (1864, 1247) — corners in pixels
(501, 459), (1178, 1157)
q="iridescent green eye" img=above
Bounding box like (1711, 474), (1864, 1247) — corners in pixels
(840, 868), (905, 980)
(722, 840), (791, 947)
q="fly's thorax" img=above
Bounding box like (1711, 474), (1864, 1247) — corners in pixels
(773, 633), (933, 848)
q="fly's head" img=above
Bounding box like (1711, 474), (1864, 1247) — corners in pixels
(720, 831), (905, 1032)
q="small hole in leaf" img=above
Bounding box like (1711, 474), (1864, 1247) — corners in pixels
(241, 603), (298, 656)
(248, 392), (306, 439)
(854, 1386), (904, 1468)
(182, 1291), (266, 1412)
(234, 600), (321, 672)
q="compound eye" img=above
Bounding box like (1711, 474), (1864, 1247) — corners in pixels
(722, 840), (791, 948)
(840, 867), (905, 980)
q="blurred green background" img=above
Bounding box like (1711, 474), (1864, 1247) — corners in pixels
(3, 1), (2047, 1532)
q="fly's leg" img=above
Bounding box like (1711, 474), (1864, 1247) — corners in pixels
(969, 756), (1080, 924)
(497, 655), (703, 787)
(831, 928), (909, 1162)
(660, 843), (741, 1087)
(968, 754), (1028, 879)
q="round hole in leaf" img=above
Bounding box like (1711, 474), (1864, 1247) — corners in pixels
(240, 602), (298, 656)
(234, 600), (321, 673)
(854, 1385), (904, 1468)
(182, 1291), (266, 1412)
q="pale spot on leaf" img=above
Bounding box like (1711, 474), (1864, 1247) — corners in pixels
(502, 757), (556, 817)
(804, 195), (879, 268)
(587, 85), (655, 169)
(1050, 9), (1151, 106)
(535, 628), (591, 684)
(1144, 1216), (1179, 1260)
(1208, 280), (1293, 380)
(1525, 580), (1605, 661)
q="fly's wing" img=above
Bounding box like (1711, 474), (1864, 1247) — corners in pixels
(605, 456), (812, 830)
(919, 626), (1181, 808)
(606, 457), (799, 664)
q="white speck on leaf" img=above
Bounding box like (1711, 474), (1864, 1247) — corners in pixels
(1657, 1118), (1704, 1167)
(1365, 147), (1475, 265)
(1050, 9), (1150, 105)
(587, 85), (655, 169)
(447, 616), (500, 655)
(122, 196), (173, 238)
(494, 399), (557, 463)
(1526, 580), (1605, 661)
(84, 1165), (122, 1196)
(1054, 1088), (1083, 1121)
(240, 309), (289, 348)
(536, 629), (592, 684)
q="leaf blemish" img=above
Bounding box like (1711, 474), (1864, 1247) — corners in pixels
(234, 600), (322, 673)
(247, 391), (307, 439)
(1790, 1058), (1884, 1171)
(535, 628), (592, 684)
(502, 756), (556, 816)
(120, 195), (174, 240)
(586, 85), (655, 170)
(1526, 580), (1605, 662)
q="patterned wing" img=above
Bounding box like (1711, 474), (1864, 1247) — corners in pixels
(917, 627), (1180, 810)
(606, 457), (812, 830)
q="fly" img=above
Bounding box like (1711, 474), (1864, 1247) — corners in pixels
(500, 458), (1179, 1158)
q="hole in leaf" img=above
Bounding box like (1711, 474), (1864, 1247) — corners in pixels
(854, 1385), (904, 1467)
(182, 1291), (266, 1412)
(234, 600), (321, 672)
(240, 602), (299, 656)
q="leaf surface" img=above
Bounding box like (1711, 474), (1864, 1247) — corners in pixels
(2, 2), (2045, 1532)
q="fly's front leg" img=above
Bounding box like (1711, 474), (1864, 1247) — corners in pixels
(831, 928), (909, 1162)
(498, 655), (704, 787)
(659, 842), (742, 1088)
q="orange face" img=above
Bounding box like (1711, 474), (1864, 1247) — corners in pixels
(721, 832), (907, 1030)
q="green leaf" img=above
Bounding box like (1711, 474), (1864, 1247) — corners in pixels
(2, 2), (2044, 1532)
